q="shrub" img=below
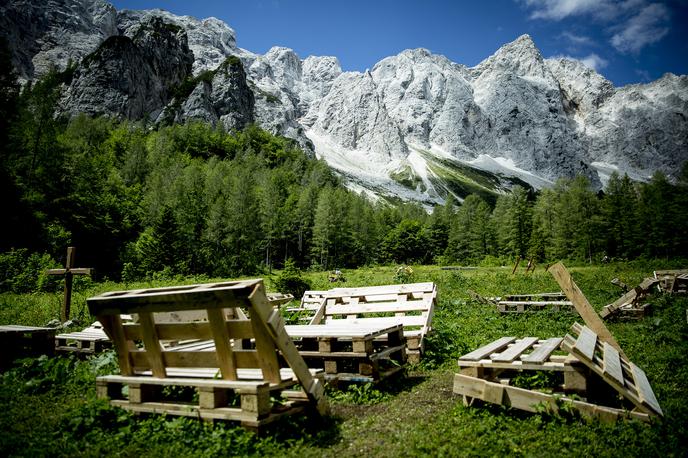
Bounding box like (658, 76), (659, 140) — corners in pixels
(273, 259), (310, 299)
(0, 249), (60, 293)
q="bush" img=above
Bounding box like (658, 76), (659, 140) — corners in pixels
(273, 259), (310, 299)
(0, 249), (60, 293)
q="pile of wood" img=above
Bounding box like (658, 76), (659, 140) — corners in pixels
(492, 292), (574, 313)
(600, 269), (688, 320)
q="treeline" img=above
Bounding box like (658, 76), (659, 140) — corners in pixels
(1, 52), (688, 289)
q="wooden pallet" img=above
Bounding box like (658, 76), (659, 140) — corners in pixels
(96, 368), (322, 429)
(309, 282), (437, 364)
(561, 323), (663, 418)
(453, 374), (649, 422)
(86, 279), (329, 429)
(0, 325), (55, 369)
(453, 331), (656, 423)
(286, 323), (406, 382)
(55, 323), (111, 354)
(495, 292), (573, 313)
(457, 336), (588, 394)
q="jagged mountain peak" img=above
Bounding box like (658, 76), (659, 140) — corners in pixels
(2, 0), (686, 204)
(473, 33), (553, 84)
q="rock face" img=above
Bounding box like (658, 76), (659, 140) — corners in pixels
(0, 0), (117, 82)
(165, 57), (255, 131)
(2, 0), (687, 202)
(60, 17), (193, 119)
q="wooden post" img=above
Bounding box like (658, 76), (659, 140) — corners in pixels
(548, 262), (626, 358)
(511, 256), (521, 275)
(46, 246), (94, 322)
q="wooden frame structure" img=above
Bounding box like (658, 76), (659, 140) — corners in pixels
(308, 282), (437, 364)
(87, 279), (328, 429)
(55, 321), (111, 355)
(0, 325), (55, 369)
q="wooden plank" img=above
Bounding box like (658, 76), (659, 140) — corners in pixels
(87, 281), (260, 315)
(521, 338), (562, 364)
(325, 302), (431, 315)
(602, 342), (624, 386)
(548, 262), (626, 358)
(250, 309), (282, 384)
(491, 337), (539, 362)
(629, 362), (663, 416)
(123, 321), (253, 341)
(98, 314), (133, 375)
(459, 337), (516, 361)
(285, 324), (402, 339)
(247, 282), (328, 415)
(130, 350), (260, 369)
(327, 282), (435, 297)
(137, 312), (167, 378)
(498, 301), (573, 306)
(206, 308), (237, 380)
(452, 374), (650, 423)
(324, 315), (426, 328)
(574, 325), (597, 361)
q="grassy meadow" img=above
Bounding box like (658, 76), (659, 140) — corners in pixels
(0, 261), (686, 457)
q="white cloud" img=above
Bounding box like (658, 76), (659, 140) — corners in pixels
(579, 53), (609, 71)
(610, 3), (670, 53)
(522, 0), (672, 54)
(561, 31), (593, 46)
(522, 0), (614, 20)
(553, 53), (609, 71)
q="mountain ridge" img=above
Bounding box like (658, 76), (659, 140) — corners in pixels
(1, 0), (686, 204)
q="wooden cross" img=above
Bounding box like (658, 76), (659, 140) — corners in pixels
(46, 246), (94, 322)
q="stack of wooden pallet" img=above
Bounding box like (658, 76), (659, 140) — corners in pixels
(307, 282), (437, 364)
(453, 323), (662, 422)
(87, 279), (328, 430)
(286, 323), (406, 382)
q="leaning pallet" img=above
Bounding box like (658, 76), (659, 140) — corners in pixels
(285, 323), (406, 383)
(309, 282), (437, 364)
(87, 279), (329, 430)
(561, 322), (663, 418)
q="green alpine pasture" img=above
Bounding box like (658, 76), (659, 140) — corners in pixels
(1, 262), (686, 457)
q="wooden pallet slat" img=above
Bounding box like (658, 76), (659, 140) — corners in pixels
(459, 337), (516, 361)
(574, 326), (597, 361)
(520, 337), (562, 364)
(629, 362), (663, 416)
(602, 342), (624, 386)
(491, 337), (539, 362)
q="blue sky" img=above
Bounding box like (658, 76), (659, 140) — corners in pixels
(110, 0), (687, 86)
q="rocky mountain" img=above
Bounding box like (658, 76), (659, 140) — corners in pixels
(1, 0), (687, 204)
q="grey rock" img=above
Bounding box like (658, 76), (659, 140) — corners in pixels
(0, 0), (117, 82)
(60, 16), (193, 119)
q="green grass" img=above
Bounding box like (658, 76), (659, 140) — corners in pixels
(1, 262), (687, 457)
